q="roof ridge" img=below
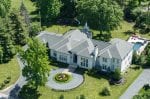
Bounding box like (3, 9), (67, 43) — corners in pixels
(70, 40), (86, 50)
(98, 44), (113, 55)
(77, 47), (88, 55)
(51, 37), (66, 48)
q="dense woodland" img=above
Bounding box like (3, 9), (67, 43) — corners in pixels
(0, 0), (149, 63)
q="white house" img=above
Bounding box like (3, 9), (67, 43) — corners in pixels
(37, 25), (133, 72)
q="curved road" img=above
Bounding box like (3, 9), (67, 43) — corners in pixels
(120, 68), (150, 99)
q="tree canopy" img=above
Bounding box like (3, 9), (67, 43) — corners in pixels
(77, 0), (123, 31)
(20, 38), (50, 88)
(0, 0), (11, 17)
(77, 0), (123, 41)
(36, 0), (62, 25)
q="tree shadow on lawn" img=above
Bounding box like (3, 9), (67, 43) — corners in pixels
(74, 68), (110, 80)
(87, 70), (110, 80)
(123, 30), (134, 36)
(74, 67), (87, 75)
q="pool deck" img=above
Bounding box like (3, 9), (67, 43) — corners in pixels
(128, 36), (149, 55)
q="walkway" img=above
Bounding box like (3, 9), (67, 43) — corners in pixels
(120, 68), (150, 99)
(46, 68), (84, 91)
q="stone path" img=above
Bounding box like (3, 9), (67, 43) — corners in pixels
(120, 69), (150, 99)
(46, 68), (84, 91)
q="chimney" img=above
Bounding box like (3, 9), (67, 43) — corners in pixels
(93, 45), (98, 60)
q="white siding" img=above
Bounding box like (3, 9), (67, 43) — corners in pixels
(77, 56), (93, 69)
(98, 57), (112, 71)
(97, 57), (122, 72)
(121, 50), (133, 72)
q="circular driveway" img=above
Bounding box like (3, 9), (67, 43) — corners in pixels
(46, 68), (84, 91)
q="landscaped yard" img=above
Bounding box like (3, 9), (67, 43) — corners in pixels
(0, 57), (20, 90)
(37, 65), (142, 99)
(8, 0), (146, 99)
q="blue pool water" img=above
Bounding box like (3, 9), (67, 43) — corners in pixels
(133, 42), (143, 51)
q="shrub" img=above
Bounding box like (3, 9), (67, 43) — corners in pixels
(0, 83), (5, 89)
(4, 79), (10, 84)
(101, 86), (111, 96)
(59, 94), (64, 99)
(143, 84), (150, 90)
(112, 68), (122, 81)
(7, 76), (11, 80)
(54, 73), (71, 83)
(80, 94), (86, 99)
(133, 95), (142, 99)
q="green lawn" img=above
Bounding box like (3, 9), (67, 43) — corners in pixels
(37, 65), (142, 99)
(0, 57), (20, 90)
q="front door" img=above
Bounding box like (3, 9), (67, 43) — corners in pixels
(73, 54), (77, 63)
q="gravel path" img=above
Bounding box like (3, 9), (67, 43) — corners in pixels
(120, 69), (150, 99)
(46, 68), (84, 91)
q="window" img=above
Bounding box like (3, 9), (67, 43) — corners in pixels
(80, 57), (88, 67)
(102, 64), (107, 70)
(53, 51), (57, 57)
(112, 65), (114, 70)
(103, 58), (107, 63)
(117, 59), (120, 64)
(112, 58), (115, 63)
(59, 54), (67, 63)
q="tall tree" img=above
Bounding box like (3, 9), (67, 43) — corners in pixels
(0, 46), (3, 63)
(60, 0), (77, 18)
(20, 1), (31, 27)
(0, 18), (15, 63)
(10, 9), (27, 46)
(20, 38), (50, 89)
(36, 0), (62, 25)
(77, 0), (123, 41)
(0, 0), (11, 17)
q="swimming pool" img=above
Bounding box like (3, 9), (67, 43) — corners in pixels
(133, 42), (143, 51)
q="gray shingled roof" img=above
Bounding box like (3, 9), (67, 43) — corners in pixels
(37, 31), (133, 59)
(99, 38), (133, 59)
(37, 31), (63, 47)
(92, 39), (111, 51)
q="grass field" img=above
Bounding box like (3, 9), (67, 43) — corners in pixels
(0, 57), (20, 90)
(37, 65), (142, 99)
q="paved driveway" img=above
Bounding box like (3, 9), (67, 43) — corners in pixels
(120, 68), (150, 99)
(46, 68), (84, 91)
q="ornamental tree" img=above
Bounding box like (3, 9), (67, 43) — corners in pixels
(20, 38), (50, 89)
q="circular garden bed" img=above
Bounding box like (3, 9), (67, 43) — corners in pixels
(54, 73), (72, 83)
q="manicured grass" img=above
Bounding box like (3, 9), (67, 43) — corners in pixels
(37, 65), (142, 99)
(0, 57), (20, 90)
(45, 21), (150, 40)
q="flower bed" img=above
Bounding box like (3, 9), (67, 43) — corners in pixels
(54, 73), (72, 83)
